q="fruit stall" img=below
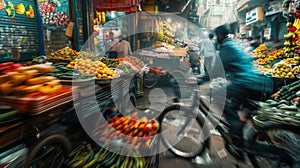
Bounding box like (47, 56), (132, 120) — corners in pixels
(0, 45), (161, 167)
(250, 1), (300, 128)
(251, 19), (300, 93)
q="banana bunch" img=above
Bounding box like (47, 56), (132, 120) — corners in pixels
(284, 32), (296, 39)
(294, 18), (300, 30)
(94, 12), (106, 25)
(296, 39), (300, 46)
(287, 21), (293, 27)
(284, 40), (292, 46)
(283, 47), (295, 53)
(67, 143), (147, 168)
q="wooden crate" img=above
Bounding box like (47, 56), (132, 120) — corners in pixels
(171, 48), (187, 57)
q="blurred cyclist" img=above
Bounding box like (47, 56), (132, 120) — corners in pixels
(212, 25), (272, 147)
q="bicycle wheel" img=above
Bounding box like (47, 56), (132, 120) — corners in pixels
(248, 124), (300, 168)
(158, 104), (209, 158)
(23, 134), (72, 168)
(143, 71), (158, 89)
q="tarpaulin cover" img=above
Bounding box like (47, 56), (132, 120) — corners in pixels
(94, 0), (140, 12)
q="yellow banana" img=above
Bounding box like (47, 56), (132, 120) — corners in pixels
(101, 12), (106, 25)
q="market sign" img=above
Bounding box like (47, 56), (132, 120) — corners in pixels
(264, 28), (271, 40)
(246, 7), (264, 25)
(265, 1), (282, 16)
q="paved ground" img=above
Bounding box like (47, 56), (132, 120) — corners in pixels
(135, 78), (254, 168)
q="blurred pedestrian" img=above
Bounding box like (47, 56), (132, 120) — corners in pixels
(106, 31), (119, 59)
(198, 33), (217, 81)
(244, 39), (260, 54)
(209, 33), (216, 49)
(116, 34), (132, 57)
(188, 49), (200, 74)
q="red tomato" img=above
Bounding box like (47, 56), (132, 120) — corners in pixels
(143, 123), (152, 132)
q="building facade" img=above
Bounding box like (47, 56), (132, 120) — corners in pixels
(198, 0), (239, 30)
(237, 0), (286, 41)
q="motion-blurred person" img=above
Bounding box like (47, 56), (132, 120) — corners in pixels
(212, 25), (271, 150)
(244, 39), (260, 54)
(198, 33), (217, 81)
(106, 31), (119, 59)
(209, 33), (216, 49)
(188, 49), (200, 74)
(116, 34), (132, 57)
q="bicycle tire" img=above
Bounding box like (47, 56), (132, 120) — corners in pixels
(23, 134), (72, 168)
(158, 104), (209, 158)
(247, 123), (300, 168)
(143, 71), (158, 89)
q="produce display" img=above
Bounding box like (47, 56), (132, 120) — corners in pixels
(100, 58), (120, 68)
(159, 21), (175, 42)
(117, 57), (145, 72)
(96, 112), (158, 148)
(254, 49), (284, 65)
(77, 51), (99, 61)
(271, 62), (298, 78)
(47, 47), (79, 62)
(257, 99), (300, 126)
(253, 44), (268, 53)
(0, 64), (62, 96)
(253, 13), (300, 78)
(0, 62), (23, 75)
(66, 59), (119, 79)
(50, 62), (92, 80)
(67, 143), (147, 168)
(272, 80), (300, 101)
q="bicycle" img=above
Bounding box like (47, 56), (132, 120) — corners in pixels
(157, 82), (300, 167)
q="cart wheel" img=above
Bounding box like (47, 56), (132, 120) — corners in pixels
(23, 134), (72, 168)
(143, 71), (158, 89)
(169, 70), (185, 87)
(129, 92), (136, 108)
(122, 92), (136, 115)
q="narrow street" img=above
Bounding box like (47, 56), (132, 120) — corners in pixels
(135, 79), (254, 168)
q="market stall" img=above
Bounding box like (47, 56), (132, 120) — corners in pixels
(249, 0), (300, 128)
(0, 45), (161, 167)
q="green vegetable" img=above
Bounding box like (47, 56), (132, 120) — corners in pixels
(0, 110), (18, 120)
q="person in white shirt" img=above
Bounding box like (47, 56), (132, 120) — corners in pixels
(106, 31), (119, 58)
(116, 34), (132, 57)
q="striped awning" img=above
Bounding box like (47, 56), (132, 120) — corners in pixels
(94, 0), (140, 12)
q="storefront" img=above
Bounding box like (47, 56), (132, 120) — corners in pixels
(264, 0), (287, 41)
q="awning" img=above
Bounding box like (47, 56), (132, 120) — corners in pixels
(160, 0), (192, 17)
(94, 0), (141, 12)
